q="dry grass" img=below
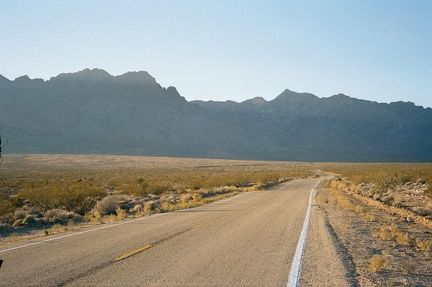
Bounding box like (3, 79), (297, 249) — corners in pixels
(0, 154), (317, 230)
(322, 163), (432, 188)
(362, 213), (377, 222)
(369, 255), (387, 272)
(401, 261), (417, 274)
(415, 238), (432, 251)
(320, 168), (432, 286)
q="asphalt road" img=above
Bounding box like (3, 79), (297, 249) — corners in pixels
(0, 178), (336, 286)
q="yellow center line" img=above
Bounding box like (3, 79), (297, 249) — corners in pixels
(116, 210), (239, 261)
(192, 222), (210, 229)
(114, 244), (154, 261)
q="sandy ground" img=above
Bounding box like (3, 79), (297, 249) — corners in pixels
(318, 186), (431, 287)
(0, 154), (284, 170)
(300, 193), (353, 286)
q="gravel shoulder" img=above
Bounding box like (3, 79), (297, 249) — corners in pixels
(317, 182), (431, 287)
(300, 186), (353, 287)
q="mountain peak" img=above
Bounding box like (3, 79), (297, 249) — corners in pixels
(52, 68), (112, 82)
(274, 89), (318, 103)
(116, 71), (158, 86)
(242, 97), (267, 105)
(14, 75), (32, 82)
(329, 93), (351, 99)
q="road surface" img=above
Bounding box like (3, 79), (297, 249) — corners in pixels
(0, 178), (347, 286)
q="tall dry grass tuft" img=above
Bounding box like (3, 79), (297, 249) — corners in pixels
(369, 255), (387, 272)
(415, 238), (432, 251)
(375, 224), (414, 246)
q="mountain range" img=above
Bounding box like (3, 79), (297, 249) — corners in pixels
(1, 68), (431, 162)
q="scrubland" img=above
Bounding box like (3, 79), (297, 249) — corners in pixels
(1, 155), (431, 285)
(319, 163), (432, 286)
(0, 154), (315, 237)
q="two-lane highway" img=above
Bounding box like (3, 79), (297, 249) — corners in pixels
(1, 178), (322, 286)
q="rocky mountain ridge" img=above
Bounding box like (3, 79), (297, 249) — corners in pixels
(1, 69), (431, 162)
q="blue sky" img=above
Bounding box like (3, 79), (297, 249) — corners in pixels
(1, 1), (431, 107)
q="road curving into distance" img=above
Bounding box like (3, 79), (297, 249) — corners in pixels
(0, 178), (347, 286)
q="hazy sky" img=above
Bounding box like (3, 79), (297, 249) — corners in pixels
(1, 1), (431, 107)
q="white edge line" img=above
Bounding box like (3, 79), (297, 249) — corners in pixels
(0, 212), (169, 254)
(0, 179), (299, 254)
(287, 179), (321, 287)
(0, 187), (251, 254)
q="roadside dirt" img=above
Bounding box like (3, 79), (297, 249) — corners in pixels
(317, 181), (431, 287)
(300, 186), (353, 286)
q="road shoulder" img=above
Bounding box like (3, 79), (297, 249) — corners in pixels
(300, 186), (353, 286)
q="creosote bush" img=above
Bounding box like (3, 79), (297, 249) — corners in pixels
(95, 195), (119, 215)
(323, 163), (432, 189)
(415, 238), (432, 251)
(19, 181), (105, 215)
(375, 224), (414, 246)
(369, 255), (387, 272)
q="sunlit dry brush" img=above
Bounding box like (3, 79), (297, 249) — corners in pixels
(415, 238), (432, 251)
(368, 255), (388, 273)
(316, 163), (432, 286)
(325, 163), (432, 225)
(373, 224), (415, 246)
(0, 154), (318, 233)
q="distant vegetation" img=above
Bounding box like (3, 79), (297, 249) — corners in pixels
(325, 163), (432, 185)
(319, 163), (432, 285)
(0, 155), (315, 232)
(2, 155), (431, 241)
(325, 163), (432, 199)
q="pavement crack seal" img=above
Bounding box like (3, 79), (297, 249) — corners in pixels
(287, 179), (321, 287)
(114, 244), (154, 261)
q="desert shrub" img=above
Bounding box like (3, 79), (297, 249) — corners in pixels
(369, 255), (387, 272)
(376, 224), (414, 246)
(44, 209), (81, 223)
(20, 183), (105, 215)
(95, 196), (119, 215)
(192, 193), (203, 202)
(147, 182), (170, 195)
(135, 177), (149, 196)
(84, 211), (102, 223)
(159, 200), (176, 213)
(61, 186), (104, 215)
(0, 193), (18, 224)
(115, 207), (128, 221)
(362, 213), (377, 222)
(45, 223), (69, 235)
(337, 164), (432, 187)
(395, 232), (414, 246)
(416, 238), (432, 251)
(0, 156), (323, 227)
(401, 261), (416, 274)
(13, 209), (27, 221)
(143, 201), (160, 215)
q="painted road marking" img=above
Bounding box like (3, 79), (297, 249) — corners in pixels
(0, 213), (169, 254)
(192, 222), (210, 229)
(114, 244), (154, 261)
(0, 192), (250, 254)
(287, 179), (321, 287)
(0, 180), (299, 255)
